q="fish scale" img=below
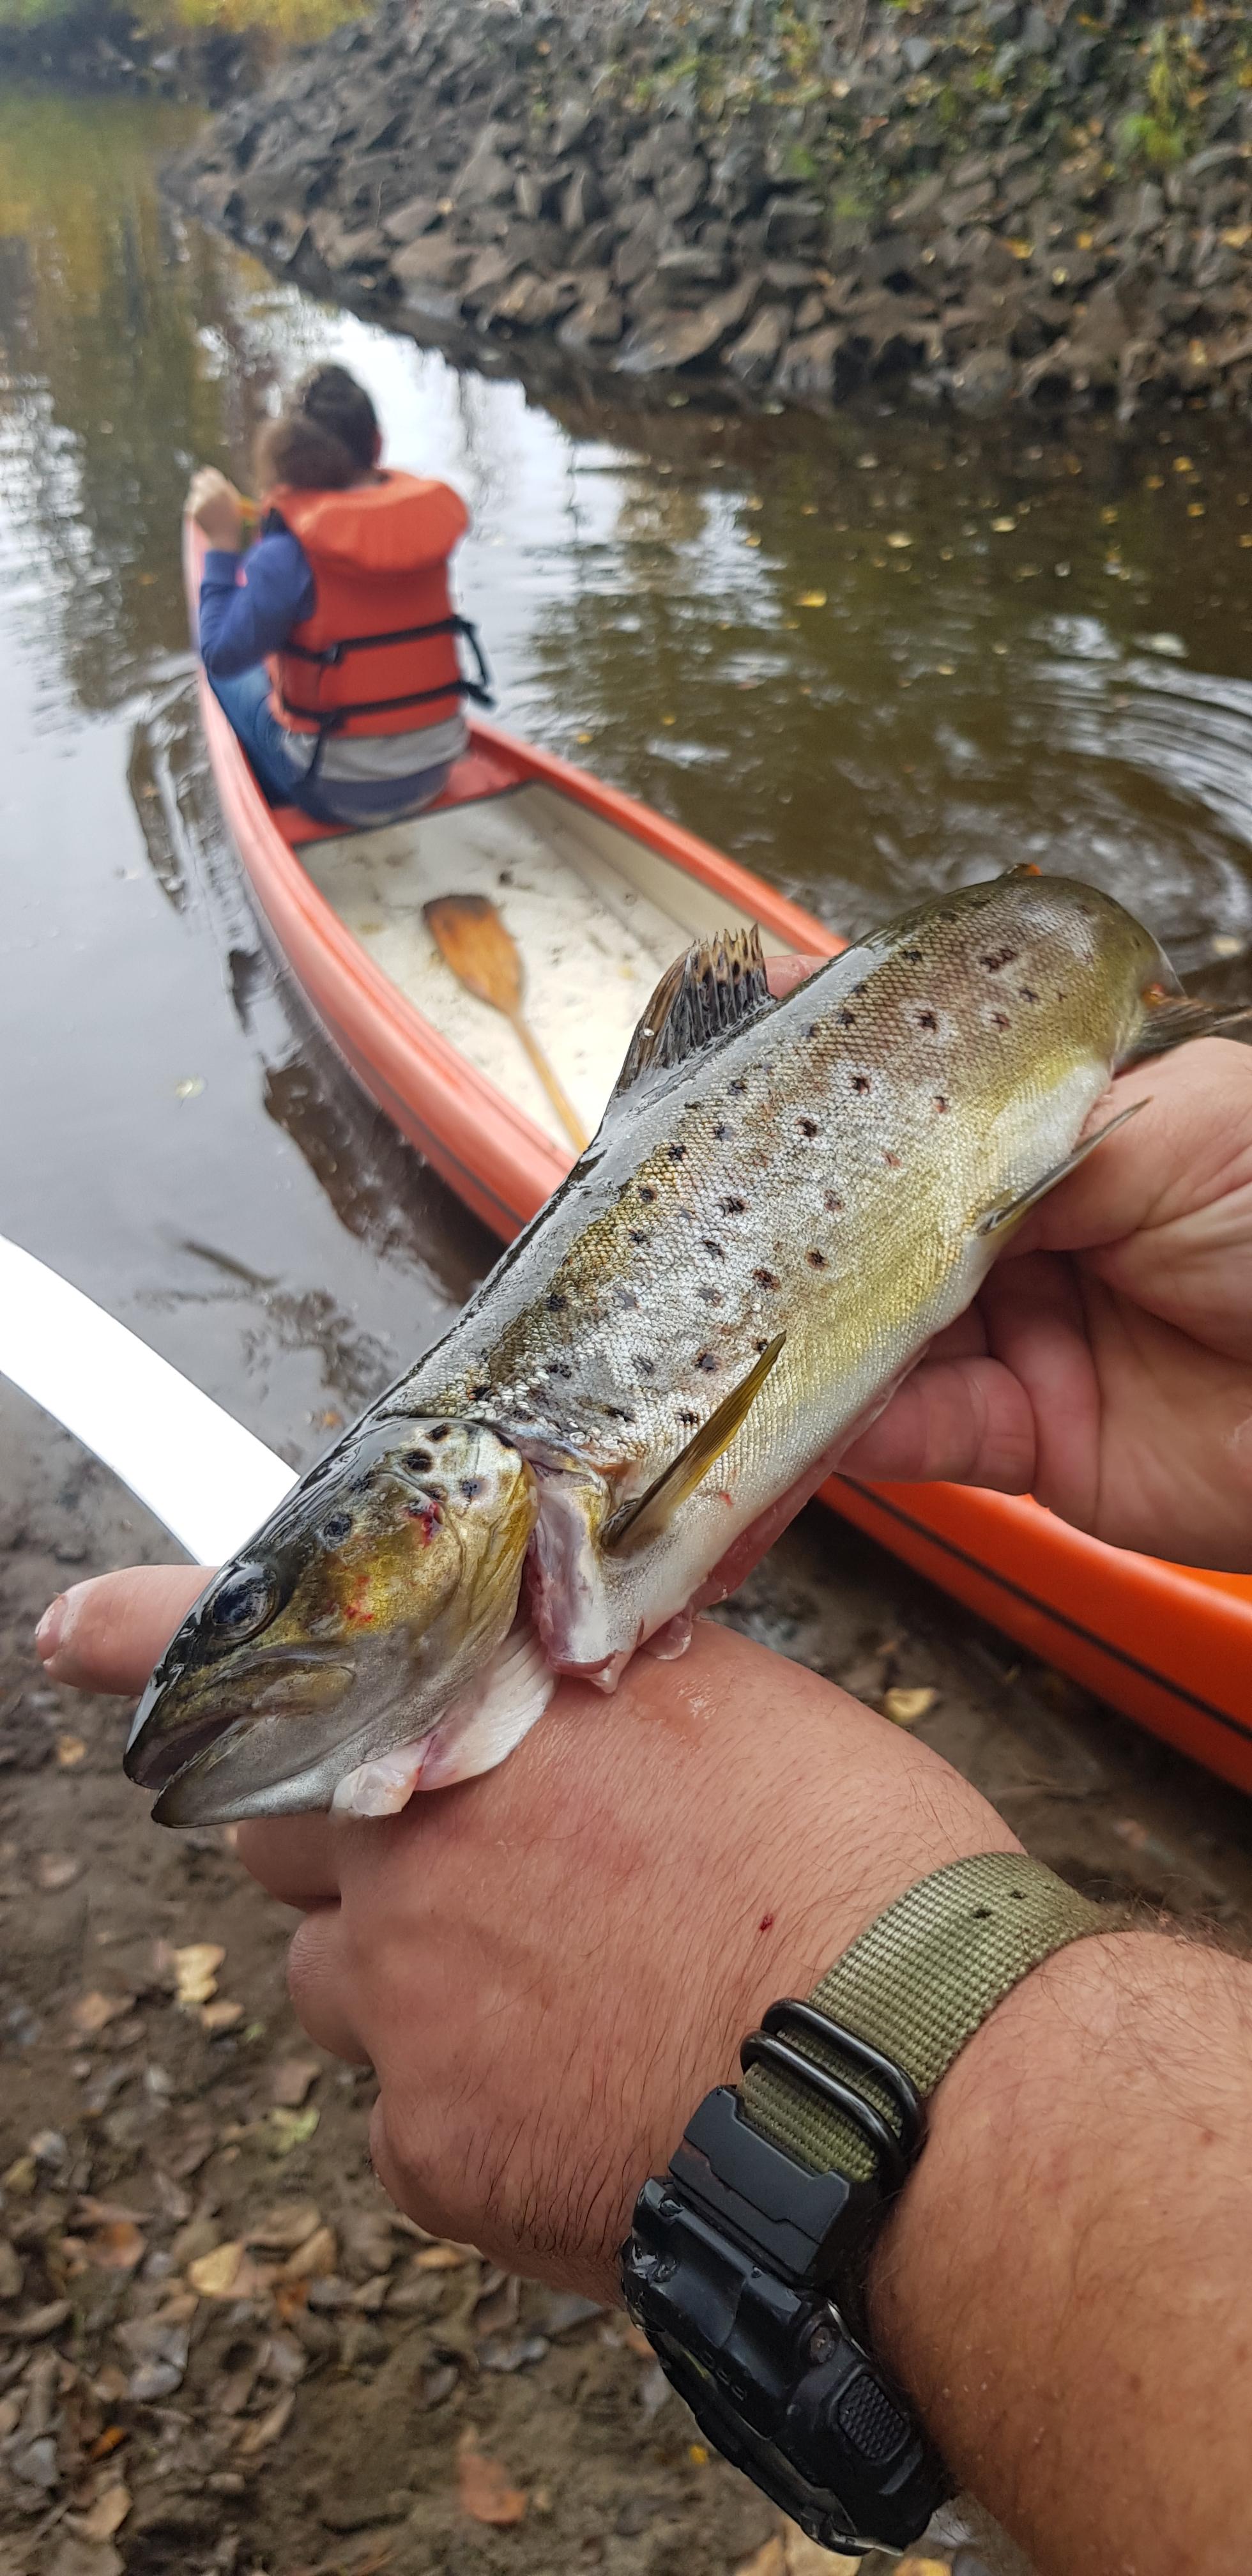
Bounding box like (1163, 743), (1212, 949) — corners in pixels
(127, 868), (1212, 1825)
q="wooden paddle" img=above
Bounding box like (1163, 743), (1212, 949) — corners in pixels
(423, 893), (589, 1154)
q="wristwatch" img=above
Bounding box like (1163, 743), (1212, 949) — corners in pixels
(619, 1851), (1110, 2554)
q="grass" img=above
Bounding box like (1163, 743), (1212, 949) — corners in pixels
(0, 0), (363, 40)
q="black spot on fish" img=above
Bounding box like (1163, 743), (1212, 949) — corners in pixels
(902, 947), (922, 963)
(698, 1285), (722, 1305)
(636, 1356), (655, 1376)
(702, 1238), (725, 1259)
(918, 1009), (937, 1032)
(604, 1404), (634, 1423)
(668, 1143), (686, 1162)
(460, 1478), (483, 1498)
(798, 1117), (818, 1138)
(615, 1288), (639, 1310)
(639, 1184), (657, 1204)
(629, 1229), (648, 1245)
(837, 1008), (856, 1028)
(402, 1450), (432, 1473)
(935, 1096), (949, 1114)
(547, 1292), (567, 1312)
(546, 1360), (573, 1379)
(321, 1511), (352, 1545)
(808, 1249), (826, 1268)
(981, 948), (1018, 972)
(852, 1074), (870, 1095)
(754, 1268), (779, 1291)
(755, 1338), (769, 1354)
(678, 1409), (700, 1426)
(424, 1483), (447, 1502)
(991, 1011), (1011, 1029)
(713, 1122), (729, 1140)
(1019, 986), (1039, 1003)
(430, 1425), (453, 1443)
(807, 1022), (821, 1039)
(722, 1197), (747, 1217)
(884, 1151), (901, 1169)
(825, 1193), (843, 1213)
(471, 1383), (490, 1401)
(729, 1078), (747, 1095)
(696, 1351), (718, 1372)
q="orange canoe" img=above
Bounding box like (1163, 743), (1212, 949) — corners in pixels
(186, 523), (1252, 1796)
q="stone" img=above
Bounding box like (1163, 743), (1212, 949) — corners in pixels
(613, 202), (668, 291)
(710, 134), (769, 218)
(557, 290), (624, 350)
(492, 270), (581, 327)
(653, 245), (729, 303)
(561, 162), (603, 233)
(616, 274), (758, 374)
(452, 130), (515, 210)
(764, 194), (824, 252)
(949, 344), (1017, 415)
(553, 95), (594, 157)
(513, 170), (546, 222)
(383, 194), (440, 245)
(460, 243), (526, 309)
(309, 215), (387, 271)
(724, 300), (791, 386)
(772, 324), (845, 404)
(657, 155), (708, 222)
(392, 233), (473, 291)
(903, 36), (934, 72)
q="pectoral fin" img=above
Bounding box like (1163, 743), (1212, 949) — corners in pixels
(975, 1100), (1146, 1238)
(1120, 992), (1252, 1064)
(604, 1332), (786, 1552)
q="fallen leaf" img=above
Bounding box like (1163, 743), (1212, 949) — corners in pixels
(457, 2434), (527, 2526)
(247, 2200), (323, 2252)
(86, 2222), (145, 2273)
(70, 2487), (130, 2542)
(2, 2154), (36, 2195)
(883, 1685), (938, 1727)
(200, 1998), (245, 2035)
(896, 2560), (950, 2575)
(34, 1853), (80, 1891)
(271, 2057), (320, 2109)
(279, 2225), (337, 2283)
(267, 2106), (320, 2156)
(688, 2442), (709, 2465)
(55, 1734), (88, 1768)
(622, 2322), (653, 2359)
(795, 590), (827, 607)
(71, 1991), (134, 2038)
(187, 2241), (243, 2299)
(735, 2543), (784, 2576)
(413, 2242), (466, 2271)
(87, 2426), (127, 2461)
(173, 1942), (225, 2007)
(236, 2391), (295, 2457)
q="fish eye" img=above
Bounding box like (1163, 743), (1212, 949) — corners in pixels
(321, 1510), (353, 1545)
(208, 1565), (278, 1640)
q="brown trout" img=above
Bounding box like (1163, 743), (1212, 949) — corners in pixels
(126, 867), (1226, 1825)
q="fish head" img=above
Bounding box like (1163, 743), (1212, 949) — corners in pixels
(125, 1417), (537, 1825)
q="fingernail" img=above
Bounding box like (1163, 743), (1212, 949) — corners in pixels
(35, 1594), (68, 1662)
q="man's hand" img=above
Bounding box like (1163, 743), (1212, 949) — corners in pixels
(771, 957), (1252, 1570)
(186, 465), (245, 551)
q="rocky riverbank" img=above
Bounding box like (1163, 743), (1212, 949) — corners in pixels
(171, 0), (1252, 421)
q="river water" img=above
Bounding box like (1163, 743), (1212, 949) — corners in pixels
(3, 86), (1252, 1468)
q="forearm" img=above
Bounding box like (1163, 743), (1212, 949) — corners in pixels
(869, 1929), (1252, 2576)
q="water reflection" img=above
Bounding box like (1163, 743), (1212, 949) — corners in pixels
(0, 89), (1250, 1449)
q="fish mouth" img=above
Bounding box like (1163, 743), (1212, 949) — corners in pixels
(125, 1646), (355, 1796)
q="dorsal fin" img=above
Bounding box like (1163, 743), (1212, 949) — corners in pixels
(611, 927), (771, 1102)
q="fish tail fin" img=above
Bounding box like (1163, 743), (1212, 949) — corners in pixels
(1120, 991), (1252, 1065)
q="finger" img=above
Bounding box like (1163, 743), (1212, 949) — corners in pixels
(766, 954), (828, 999)
(839, 1353), (1037, 1490)
(236, 1814), (344, 1911)
(286, 1906), (373, 2065)
(36, 1563), (211, 1692)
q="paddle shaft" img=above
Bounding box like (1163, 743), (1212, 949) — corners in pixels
(422, 894), (589, 1154)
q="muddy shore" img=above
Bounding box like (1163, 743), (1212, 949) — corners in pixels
(4, 1366), (1251, 2576)
(173, 0), (1252, 424)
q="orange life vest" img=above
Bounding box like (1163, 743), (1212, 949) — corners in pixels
(263, 472), (490, 749)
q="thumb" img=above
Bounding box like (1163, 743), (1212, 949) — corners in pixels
(36, 1563), (212, 1694)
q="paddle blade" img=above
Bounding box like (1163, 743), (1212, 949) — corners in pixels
(424, 893), (523, 1015)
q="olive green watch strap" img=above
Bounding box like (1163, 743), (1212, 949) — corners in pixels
(742, 1851), (1110, 2184)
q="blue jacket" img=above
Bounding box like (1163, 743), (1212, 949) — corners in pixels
(199, 532), (315, 677)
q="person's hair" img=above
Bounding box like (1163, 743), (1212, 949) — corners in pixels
(255, 364), (379, 492)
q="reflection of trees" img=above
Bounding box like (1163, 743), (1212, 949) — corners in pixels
(0, 89), (287, 716)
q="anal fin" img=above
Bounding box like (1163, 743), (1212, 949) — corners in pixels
(975, 1100), (1145, 1238)
(605, 1331), (786, 1551)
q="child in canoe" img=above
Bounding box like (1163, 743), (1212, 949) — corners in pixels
(187, 364), (489, 827)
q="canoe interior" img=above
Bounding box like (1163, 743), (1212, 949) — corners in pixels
(294, 778), (793, 1151)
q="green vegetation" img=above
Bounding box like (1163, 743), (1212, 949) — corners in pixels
(0, 0), (363, 45)
(1117, 18), (1202, 171)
